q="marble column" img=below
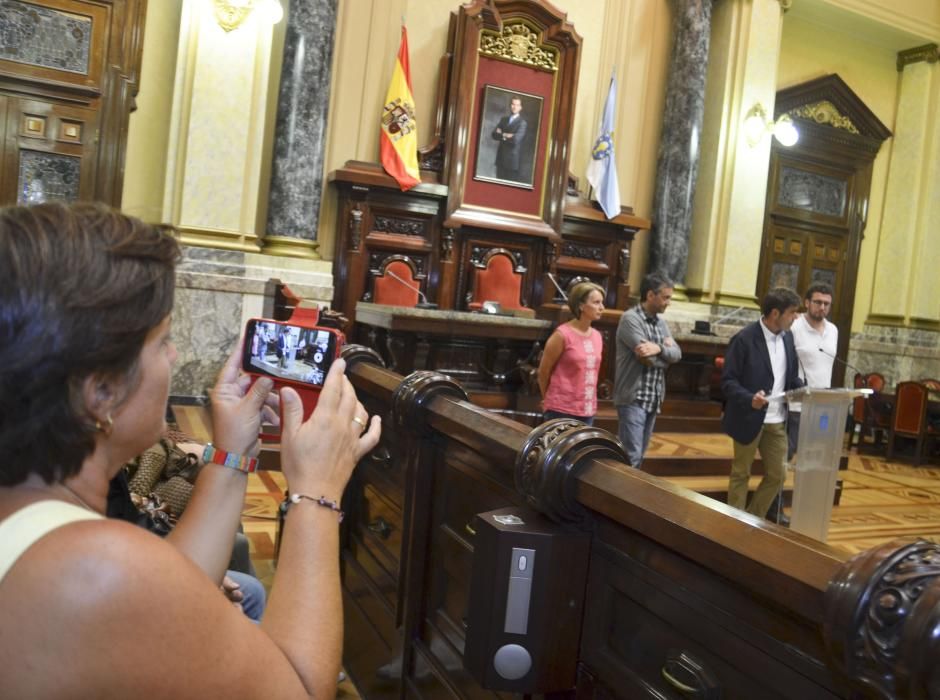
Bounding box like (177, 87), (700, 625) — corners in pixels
(648, 0), (713, 283)
(263, 0), (338, 259)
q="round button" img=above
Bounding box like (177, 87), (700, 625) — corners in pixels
(492, 644), (531, 680)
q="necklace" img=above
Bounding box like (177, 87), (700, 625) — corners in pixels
(56, 483), (100, 514)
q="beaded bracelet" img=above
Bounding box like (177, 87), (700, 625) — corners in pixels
(202, 443), (258, 474)
(279, 493), (345, 523)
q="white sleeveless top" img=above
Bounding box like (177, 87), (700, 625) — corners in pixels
(0, 500), (103, 583)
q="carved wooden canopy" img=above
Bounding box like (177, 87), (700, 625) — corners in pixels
(775, 74), (892, 160)
(441, 0), (582, 239)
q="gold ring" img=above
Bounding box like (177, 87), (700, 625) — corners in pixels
(352, 416), (366, 428)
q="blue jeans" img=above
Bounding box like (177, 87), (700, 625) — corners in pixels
(617, 403), (657, 468)
(543, 410), (594, 426)
(226, 569), (266, 622)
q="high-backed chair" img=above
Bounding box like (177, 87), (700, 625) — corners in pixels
(860, 372), (891, 452)
(372, 257), (421, 307)
(886, 381), (939, 465)
(467, 248), (531, 314)
(848, 372), (868, 449)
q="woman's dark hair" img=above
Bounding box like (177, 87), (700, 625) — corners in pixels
(0, 202), (180, 486)
(567, 282), (605, 319)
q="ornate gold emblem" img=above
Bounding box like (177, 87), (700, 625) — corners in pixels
(788, 100), (859, 134)
(480, 21), (558, 72)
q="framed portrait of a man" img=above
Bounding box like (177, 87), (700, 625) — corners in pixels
(473, 86), (543, 189)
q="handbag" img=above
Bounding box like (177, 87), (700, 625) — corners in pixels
(125, 437), (204, 516)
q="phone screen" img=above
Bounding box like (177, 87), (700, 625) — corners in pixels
(243, 319), (339, 388)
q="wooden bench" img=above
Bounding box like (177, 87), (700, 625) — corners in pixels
(337, 346), (940, 699)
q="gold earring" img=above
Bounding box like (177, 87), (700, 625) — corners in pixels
(95, 415), (114, 436)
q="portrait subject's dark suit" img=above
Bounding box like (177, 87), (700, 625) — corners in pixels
(491, 113), (527, 181)
(721, 321), (803, 443)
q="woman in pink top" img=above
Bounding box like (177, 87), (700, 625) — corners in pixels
(538, 282), (605, 425)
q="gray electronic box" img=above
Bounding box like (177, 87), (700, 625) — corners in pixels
(463, 506), (591, 692)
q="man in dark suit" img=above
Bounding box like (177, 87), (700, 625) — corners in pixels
(492, 95), (528, 181)
(721, 287), (804, 520)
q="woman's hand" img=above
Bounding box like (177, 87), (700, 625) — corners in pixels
(209, 341), (279, 457)
(279, 358), (381, 500)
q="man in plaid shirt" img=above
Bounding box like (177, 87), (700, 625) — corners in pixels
(614, 272), (682, 467)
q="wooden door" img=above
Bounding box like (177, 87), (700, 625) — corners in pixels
(760, 221), (848, 329)
(757, 149), (863, 387)
(1, 97), (99, 205)
(760, 75), (892, 385)
(0, 0), (145, 208)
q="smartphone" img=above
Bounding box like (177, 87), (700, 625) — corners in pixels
(242, 318), (342, 389)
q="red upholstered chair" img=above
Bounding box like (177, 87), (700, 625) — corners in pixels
(886, 381), (939, 465)
(372, 258), (420, 307)
(467, 249), (530, 313)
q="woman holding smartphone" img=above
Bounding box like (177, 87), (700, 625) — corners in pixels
(0, 202), (380, 698)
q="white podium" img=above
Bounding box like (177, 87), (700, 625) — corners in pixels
(785, 387), (869, 541)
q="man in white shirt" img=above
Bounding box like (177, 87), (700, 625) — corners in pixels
(787, 283), (839, 458)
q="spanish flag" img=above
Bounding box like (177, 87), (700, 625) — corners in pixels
(380, 26), (420, 191)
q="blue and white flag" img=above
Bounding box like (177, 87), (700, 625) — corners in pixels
(586, 74), (621, 219)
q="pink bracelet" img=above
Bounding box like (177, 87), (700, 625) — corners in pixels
(279, 493), (344, 523)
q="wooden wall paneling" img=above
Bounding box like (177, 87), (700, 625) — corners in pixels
(2, 97), (100, 204)
(438, 227), (458, 310)
(0, 95), (11, 198)
(330, 163), (448, 319)
(0, 0), (146, 208)
(580, 520), (843, 699)
(560, 194), (646, 310)
(339, 350), (408, 700)
(333, 184), (369, 321)
(93, 0), (147, 205)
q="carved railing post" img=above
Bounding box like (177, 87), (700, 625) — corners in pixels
(514, 419), (626, 524)
(824, 539), (940, 699)
(389, 370), (469, 676)
(340, 343), (386, 370)
(392, 370), (469, 433)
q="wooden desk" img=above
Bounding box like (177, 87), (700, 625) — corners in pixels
(354, 302), (552, 391)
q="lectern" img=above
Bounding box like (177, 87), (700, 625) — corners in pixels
(786, 387), (869, 541)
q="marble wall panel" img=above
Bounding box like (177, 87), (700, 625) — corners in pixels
(169, 246), (334, 397)
(847, 324), (940, 390)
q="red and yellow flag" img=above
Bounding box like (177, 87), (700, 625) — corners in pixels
(380, 26), (420, 191)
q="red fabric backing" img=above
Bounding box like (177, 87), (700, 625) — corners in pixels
(464, 57), (554, 216)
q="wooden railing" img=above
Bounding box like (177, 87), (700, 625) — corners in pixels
(340, 345), (940, 700)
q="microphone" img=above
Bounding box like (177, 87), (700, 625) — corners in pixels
(546, 272), (568, 301)
(384, 269), (438, 309)
(819, 347), (866, 386)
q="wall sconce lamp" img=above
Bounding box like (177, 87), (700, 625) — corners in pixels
(743, 103), (799, 148)
(213, 0), (284, 32)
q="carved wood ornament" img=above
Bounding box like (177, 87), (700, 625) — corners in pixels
(825, 538), (940, 698)
(514, 418), (626, 524)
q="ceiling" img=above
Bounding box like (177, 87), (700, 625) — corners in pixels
(785, 0), (939, 51)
